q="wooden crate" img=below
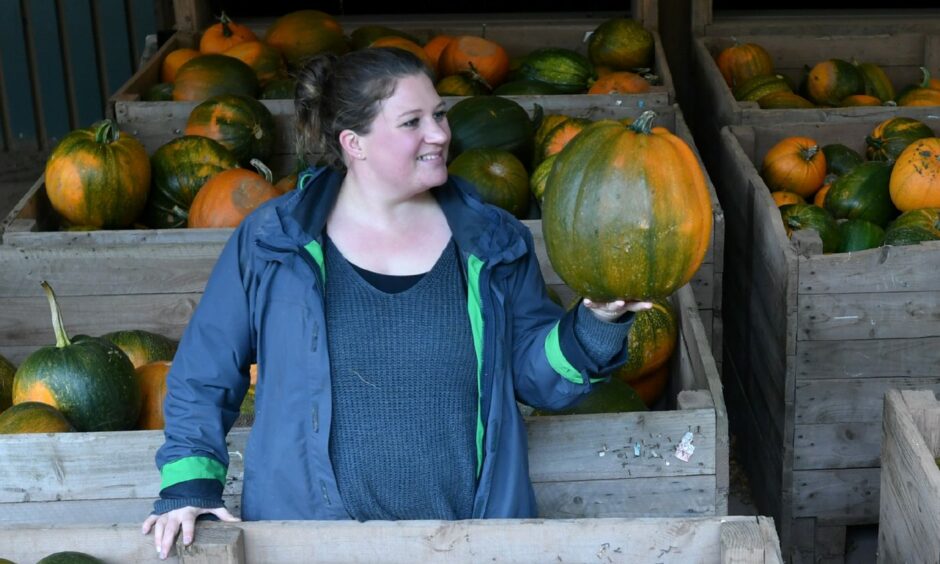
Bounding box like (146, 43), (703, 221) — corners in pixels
(878, 390), (940, 564)
(0, 101), (724, 372)
(0, 281), (727, 525)
(108, 13), (675, 120)
(0, 516), (782, 563)
(715, 118), (940, 563)
(688, 31), (940, 172)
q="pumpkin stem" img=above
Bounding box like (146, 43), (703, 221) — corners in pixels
(628, 110), (657, 134)
(249, 159), (274, 183)
(217, 11), (234, 38)
(92, 119), (119, 145)
(800, 144), (820, 162)
(40, 281), (71, 348)
(919, 66), (931, 89)
(466, 62), (492, 90)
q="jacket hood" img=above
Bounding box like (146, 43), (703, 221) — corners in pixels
(249, 166), (530, 265)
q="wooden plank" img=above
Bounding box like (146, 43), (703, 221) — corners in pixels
(799, 242), (940, 295)
(0, 516), (778, 564)
(794, 377), (940, 425)
(814, 525), (847, 564)
(797, 337), (940, 380)
(704, 10), (940, 36)
(173, 0), (211, 32)
(0, 494), (240, 525)
(110, 32), (195, 118)
(536, 475), (717, 518)
(59, 0), (105, 129)
(177, 526), (245, 564)
(791, 468), (880, 522)
(793, 422), (882, 470)
(798, 291), (940, 341)
(878, 389), (940, 564)
(758, 516), (785, 564)
(27, 0), (72, 146)
(720, 519), (764, 563)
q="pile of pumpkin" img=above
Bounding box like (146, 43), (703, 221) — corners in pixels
(761, 116), (940, 253)
(717, 41), (940, 109)
(152, 10), (658, 102)
(1, 551), (104, 564)
(0, 282), (256, 434)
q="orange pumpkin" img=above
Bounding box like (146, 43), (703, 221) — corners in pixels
(136, 361), (170, 430)
(587, 71), (650, 95)
(771, 190), (806, 207)
(627, 364), (669, 408)
(264, 10), (348, 69)
(222, 41), (287, 85)
(761, 136), (827, 198)
(370, 36), (435, 73)
(438, 36), (510, 88)
(840, 94), (882, 107)
(161, 48), (201, 83)
(423, 35), (455, 74)
(199, 12), (257, 54)
(188, 159), (282, 228)
(814, 182), (833, 208)
(716, 41), (774, 89)
(535, 118), (592, 164)
(889, 138), (940, 211)
(898, 88), (940, 107)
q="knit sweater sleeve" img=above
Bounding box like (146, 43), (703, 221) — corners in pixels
(572, 303), (635, 367)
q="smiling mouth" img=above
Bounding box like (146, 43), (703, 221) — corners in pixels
(417, 153), (442, 161)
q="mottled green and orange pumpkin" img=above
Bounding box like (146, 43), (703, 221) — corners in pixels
(184, 93), (276, 165)
(0, 401), (74, 434)
(448, 148), (530, 218)
(434, 72), (490, 97)
(0, 354), (16, 412)
(806, 59), (864, 106)
(36, 552), (104, 564)
(12, 282), (141, 432)
(614, 298), (677, 383)
(100, 330), (178, 369)
(143, 135), (239, 228)
(715, 41), (774, 89)
(529, 154), (557, 203)
(855, 62), (896, 103)
(761, 136), (827, 198)
(821, 144), (863, 177)
(172, 54), (259, 102)
(889, 137), (940, 212)
(865, 117), (935, 163)
(756, 91), (814, 109)
(535, 117), (592, 165)
(779, 203), (841, 253)
(883, 208), (940, 246)
(188, 159), (282, 228)
(264, 10), (348, 69)
(511, 48), (595, 94)
(161, 48), (201, 83)
(542, 111), (713, 300)
(824, 161), (898, 227)
(43, 120), (150, 229)
(771, 190), (805, 207)
(587, 17), (653, 71)
(222, 40), (287, 86)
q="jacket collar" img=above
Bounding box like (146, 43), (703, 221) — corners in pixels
(255, 166), (529, 266)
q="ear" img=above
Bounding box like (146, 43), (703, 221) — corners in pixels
(338, 129), (362, 159)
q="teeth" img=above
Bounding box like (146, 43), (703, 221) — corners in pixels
(418, 154), (439, 161)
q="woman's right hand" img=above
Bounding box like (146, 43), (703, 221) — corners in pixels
(141, 506), (240, 560)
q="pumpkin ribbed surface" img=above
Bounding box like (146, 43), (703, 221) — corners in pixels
(447, 96), (535, 167)
(172, 54), (259, 102)
(889, 137), (940, 211)
(836, 219), (885, 252)
(779, 203), (840, 253)
(439, 36), (511, 88)
(448, 148), (530, 218)
(184, 93), (276, 165)
(144, 136), (239, 228)
(101, 329), (178, 369)
(856, 62), (895, 102)
(435, 73), (490, 96)
(0, 354), (14, 411)
(865, 117), (934, 163)
(614, 297), (677, 382)
(761, 136), (827, 198)
(136, 361), (170, 430)
(716, 42), (774, 89)
(187, 159), (281, 228)
(587, 18), (653, 71)
(264, 10), (347, 69)
(512, 48), (595, 94)
(807, 59), (863, 106)
(199, 12), (257, 54)
(222, 41), (287, 86)
(587, 71), (650, 95)
(542, 112), (712, 300)
(44, 119), (150, 229)
(0, 402), (74, 434)
(883, 208), (940, 246)
(824, 161), (898, 227)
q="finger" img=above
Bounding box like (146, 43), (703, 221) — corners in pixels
(213, 507), (242, 522)
(160, 517), (180, 559)
(180, 514), (196, 546)
(153, 518), (165, 554)
(142, 514), (157, 535)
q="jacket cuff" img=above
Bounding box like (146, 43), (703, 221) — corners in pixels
(153, 478), (224, 515)
(152, 497), (226, 515)
(573, 304), (635, 366)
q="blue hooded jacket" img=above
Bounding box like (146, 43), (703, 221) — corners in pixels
(155, 167), (630, 520)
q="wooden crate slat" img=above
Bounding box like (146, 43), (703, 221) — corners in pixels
(798, 291), (940, 341)
(794, 377), (940, 425)
(799, 243), (940, 295)
(791, 468), (880, 521)
(798, 337), (940, 380)
(878, 389), (940, 564)
(792, 422), (882, 470)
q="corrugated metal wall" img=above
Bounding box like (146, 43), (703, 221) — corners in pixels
(0, 0), (167, 153)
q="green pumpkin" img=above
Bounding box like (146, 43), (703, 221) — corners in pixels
(883, 208), (940, 246)
(37, 552), (104, 564)
(866, 117), (935, 163)
(836, 219), (885, 252)
(172, 54), (259, 102)
(12, 282), (141, 432)
(511, 48), (595, 94)
(143, 82), (174, 101)
(614, 298), (677, 382)
(448, 148), (530, 218)
(821, 144), (864, 177)
(587, 17), (653, 71)
(447, 96), (537, 168)
(260, 77), (296, 100)
(733, 74), (791, 102)
(184, 94), (277, 166)
(349, 25), (421, 50)
(143, 135), (239, 228)
(529, 153), (557, 203)
(0, 401), (74, 434)
(807, 59), (864, 106)
(100, 330), (178, 369)
(0, 354), (14, 411)
(856, 62), (896, 102)
(824, 161), (898, 227)
(435, 73), (491, 97)
(780, 203), (841, 253)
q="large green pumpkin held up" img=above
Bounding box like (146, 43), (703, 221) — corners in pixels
(12, 282), (141, 432)
(541, 111), (713, 300)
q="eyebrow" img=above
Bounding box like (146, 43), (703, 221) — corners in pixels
(397, 101), (446, 119)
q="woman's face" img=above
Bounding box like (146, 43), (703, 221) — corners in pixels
(352, 73), (451, 196)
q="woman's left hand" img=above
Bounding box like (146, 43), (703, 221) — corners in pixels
(582, 298), (654, 322)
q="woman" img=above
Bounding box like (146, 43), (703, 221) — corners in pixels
(143, 47), (651, 558)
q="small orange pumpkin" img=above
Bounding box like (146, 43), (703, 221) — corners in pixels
(840, 94), (882, 107)
(370, 36), (435, 73)
(761, 136), (827, 198)
(188, 159), (282, 228)
(161, 48), (201, 83)
(587, 71), (650, 95)
(627, 364), (669, 408)
(222, 41), (287, 86)
(535, 118), (592, 164)
(889, 138), (940, 211)
(771, 190), (806, 207)
(136, 361), (171, 430)
(716, 41), (774, 89)
(199, 12), (258, 54)
(438, 36), (510, 88)
(423, 35), (455, 74)
(814, 182), (833, 208)
(264, 10), (348, 69)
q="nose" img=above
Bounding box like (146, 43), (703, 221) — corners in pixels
(425, 117), (450, 145)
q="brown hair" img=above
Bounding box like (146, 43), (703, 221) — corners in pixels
(294, 47), (436, 171)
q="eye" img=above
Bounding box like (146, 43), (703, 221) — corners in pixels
(433, 110), (447, 122)
(401, 117), (420, 128)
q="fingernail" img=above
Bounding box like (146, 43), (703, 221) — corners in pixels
(184, 536), (192, 544)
